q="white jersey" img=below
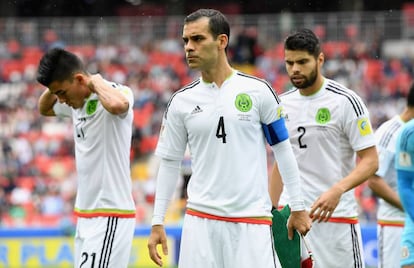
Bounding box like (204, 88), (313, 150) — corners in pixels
(374, 115), (405, 223)
(279, 78), (375, 219)
(53, 81), (136, 218)
(156, 70), (283, 219)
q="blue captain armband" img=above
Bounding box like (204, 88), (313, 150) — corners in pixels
(262, 118), (289, 146)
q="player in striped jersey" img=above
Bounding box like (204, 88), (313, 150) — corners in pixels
(147, 9), (311, 268)
(37, 48), (136, 268)
(271, 28), (378, 267)
(395, 118), (414, 268)
(368, 83), (414, 268)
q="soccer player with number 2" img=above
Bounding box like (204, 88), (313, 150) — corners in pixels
(271, 28), (378, 267)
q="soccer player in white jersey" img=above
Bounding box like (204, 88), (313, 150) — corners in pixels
(147, 9), (311, 268)
(395, 118), (414, 268)
(368, 83), (414, 268)
(36, 48), (136, 268)
(270, 28), (378, 268)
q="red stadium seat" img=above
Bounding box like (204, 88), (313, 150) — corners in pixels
(1, 59), (24, 81)
(364, 59), (384, 82)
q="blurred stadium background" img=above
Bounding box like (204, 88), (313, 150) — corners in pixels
(1, 0), (414, 267)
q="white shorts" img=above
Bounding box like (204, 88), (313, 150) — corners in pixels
(377, 224), (403, 268)
(74, 217), (135, 268)
(178, 213), (281, 268)
(306, 221), (365, 268)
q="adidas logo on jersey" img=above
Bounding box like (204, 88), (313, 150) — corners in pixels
(191, 105), (203, 114)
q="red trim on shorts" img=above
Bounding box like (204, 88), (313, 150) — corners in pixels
(378, 220), (405, 227)
(327, 217), (359, 224)
(186, 209), (272, 225)
(74, 211), (136, 218)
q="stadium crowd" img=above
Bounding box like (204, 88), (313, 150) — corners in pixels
(0, 25), (412, 229)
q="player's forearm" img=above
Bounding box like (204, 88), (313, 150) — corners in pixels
(271, 139), (305, 211)
(334, 146), (379, 193)
(368, 175), (404, 211)
(88, 74), (129, 115)
(151, 158), (181, 225)
(269, 162), (283, 208)
(38, 88), (57, 116)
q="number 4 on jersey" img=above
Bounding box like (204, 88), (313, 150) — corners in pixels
(216, 116), (227, 143)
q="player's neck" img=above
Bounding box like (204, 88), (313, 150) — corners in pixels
(201, 61), (233, 88)
(299, 76), (325, 96)
(400, 107), (414, 122)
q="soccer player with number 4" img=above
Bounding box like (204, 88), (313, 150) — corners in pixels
(271, 28), (378, 268)
(147, 8), (311, 268)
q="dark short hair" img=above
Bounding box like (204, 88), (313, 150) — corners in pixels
(36, 48), (86, 87)
(408, 82), (414, 107)
(284, 28), (321, 58)
(184, 8), (230, 40)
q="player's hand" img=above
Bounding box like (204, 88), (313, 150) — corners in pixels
(309, 185), (343, 222)
(148, 225), (168, 267)
(287, 210), (312, 239)
(87, 74), (104, 93)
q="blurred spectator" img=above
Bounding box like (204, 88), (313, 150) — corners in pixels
(0, 17), (413, 228)
(6, 38), (22, 59)
(40, 29), (65, 52)
(40, 184), (64, 216)
(230, 26), (263, 65)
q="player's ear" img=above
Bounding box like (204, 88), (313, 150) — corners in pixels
(318, 52), (325, 66)
(217, 33), (228, 50)
(74, 73), (87, 85)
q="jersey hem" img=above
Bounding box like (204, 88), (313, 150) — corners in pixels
(74, 208), (136, 218)
(186, 208), (272, 225)
(377, 220), (405, 227)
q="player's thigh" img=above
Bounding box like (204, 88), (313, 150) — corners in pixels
(377, 225), (403, 268)
(307, 222), (365, 268)
(178, 214), (217, 268)
(228, 222), (280, 268)
(179, 214), (280, 268)
(74, 217), (135, 268)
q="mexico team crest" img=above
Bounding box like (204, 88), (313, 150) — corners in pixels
(315, 108), (331, 124)
(235, 93), (252, 112)
(86, 100), (98, 115)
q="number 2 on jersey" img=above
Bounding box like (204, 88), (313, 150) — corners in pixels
(298, 126), (307, 148)
(216, 116), (227, 143)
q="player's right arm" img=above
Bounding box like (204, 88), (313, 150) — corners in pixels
(368, 174), (404, 211)
(148, 158), (181, 266)
(38, 88), (57, 116)
(148, 224), (169, 267)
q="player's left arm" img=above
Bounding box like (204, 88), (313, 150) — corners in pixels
(269, 162), (283, 208)
(263, 117), (311, 237)
(368, 174), (404, 211)
(87, 74), (130, 115)
(310, 146), (378, 222)
(260, 85), (311, 237)
(338, 145), (379, 195)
